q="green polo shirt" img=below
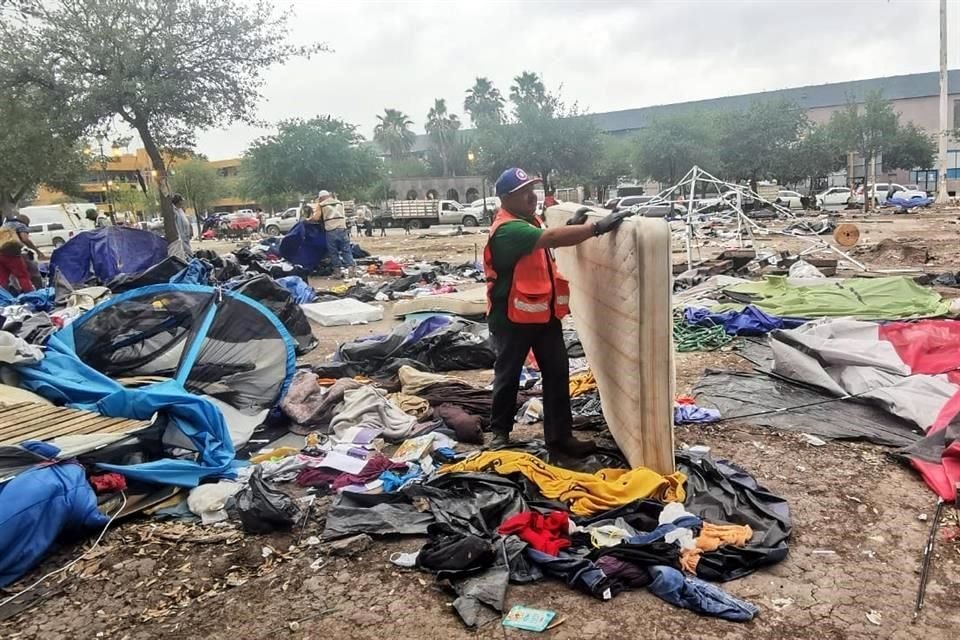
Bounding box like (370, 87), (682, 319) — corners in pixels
(487, 219), (544, 332)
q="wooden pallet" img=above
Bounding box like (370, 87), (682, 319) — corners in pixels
(0, 402), (149, 446)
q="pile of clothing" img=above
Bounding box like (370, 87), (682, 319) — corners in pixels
(322, 448), (791, 625)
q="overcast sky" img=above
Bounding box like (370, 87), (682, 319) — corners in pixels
(192, 0), (960, 159)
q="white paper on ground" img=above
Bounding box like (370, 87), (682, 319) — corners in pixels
(318, 450), (368, 475)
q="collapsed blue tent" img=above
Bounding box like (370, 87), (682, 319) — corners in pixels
(886, 194), (933, 209)
(49, 226), (168, 285)
(14, 283), (296, 486)
(279, 221), (328, 271)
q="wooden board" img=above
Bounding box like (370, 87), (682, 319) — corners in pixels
(544, 203), (675, 474)
(0, 402), (150, 446)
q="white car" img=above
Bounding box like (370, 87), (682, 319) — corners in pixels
(263, 207), (300, 236)
(816, 187), (852, 210)
(28, 222), (76, 249)
(776, 190), (804, 209)
(855, 183), (928, 206)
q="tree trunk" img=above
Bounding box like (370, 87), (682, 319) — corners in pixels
(862, 152), (871, 214)
(134, 117), (178, 243)
(0, 192), (18, 219)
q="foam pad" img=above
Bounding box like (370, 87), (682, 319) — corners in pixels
(544, 203), (675, 473)
(392, 286), (486, 318)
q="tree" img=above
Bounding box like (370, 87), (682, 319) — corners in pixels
(633, 111), (719, 185)
(587, 135), (636, 202)
(0, 87), (87, 217)
(715, 99), (809, 190)
(425, 99), (462, 177)
(475, 72), (600, 188)
(243, 116), (383, 201)
(772, 124), (846, 188)
(883, 122), (936, 173)
(170, 159), (221, 235)
(464, 77), (505, 127)
(509, 71), (555, 119)
(3, 0), (321, 242)
(826, 92), (927, 211)
(373, 109), (416, 158)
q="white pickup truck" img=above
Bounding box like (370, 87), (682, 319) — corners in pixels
(379, 199), (480, 229)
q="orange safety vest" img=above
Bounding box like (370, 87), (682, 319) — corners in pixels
(483, 209), (570, 324)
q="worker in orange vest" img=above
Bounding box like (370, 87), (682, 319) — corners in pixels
(483, 167), (628, 456)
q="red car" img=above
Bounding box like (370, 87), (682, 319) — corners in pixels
(221, 213), (260, 237)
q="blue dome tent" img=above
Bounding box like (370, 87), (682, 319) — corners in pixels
(15, 283), (296, 487)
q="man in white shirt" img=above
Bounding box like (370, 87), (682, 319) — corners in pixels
(313, 190), (355, 277)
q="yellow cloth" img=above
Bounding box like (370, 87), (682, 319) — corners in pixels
(440, 451), (685, 517)
(250, 446), (299, 464)
(569, 371), (597, 397)
(387, 392), (431, 419)
(680, 523), (754, 573)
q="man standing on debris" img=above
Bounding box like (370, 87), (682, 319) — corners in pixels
(313, 190), (356, 277)
(484, 168), (628, 456)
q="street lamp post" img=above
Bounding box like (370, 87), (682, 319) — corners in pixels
(467, 151), (488, 221)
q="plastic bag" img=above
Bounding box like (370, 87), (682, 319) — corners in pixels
(234, 467), (301, 533)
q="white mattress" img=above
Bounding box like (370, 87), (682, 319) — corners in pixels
(392, 286), (487, 318)
(544, 203), (675, 473)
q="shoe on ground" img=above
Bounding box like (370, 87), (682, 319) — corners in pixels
(489, 431), (511, 448)
(548, 436), (597, 457)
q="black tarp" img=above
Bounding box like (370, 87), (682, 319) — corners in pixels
(227, 274), (317, 355)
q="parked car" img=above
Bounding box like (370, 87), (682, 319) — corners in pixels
(221, 212), (260, 236)
(776, 190), (804, 209)
(28, 222), (76, 248)
(263, 207), (300, 236)
(463, 197), (499, 223)
(815, 187), (852, 210)
(855, 183), (928, 206)
(609, 195), (653, 212)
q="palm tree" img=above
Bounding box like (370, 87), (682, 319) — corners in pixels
(510, 71), (551, 118)
(373, 108), (416, 158)
(464, 77), (505, 127)
(425, 98), (461, 177)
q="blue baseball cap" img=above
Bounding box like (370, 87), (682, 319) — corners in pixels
(495, 167), (542, 197)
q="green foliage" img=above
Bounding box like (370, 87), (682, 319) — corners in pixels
(827, 92), (898, 166)
(0, 86), (87, 213)
(170, 158), (221, 216)
(425, 99), (461, 177)
(374, 109), (416, 158)
(633, 111), (719, 184)
(243, 116), (383, 202)
(882, 122), (936, 171)
(588, 135), (636, 194)
(773, 125), (846, 186)
(387, 156), (431, 179)
(716, 99), (810, 183)
(464, 77), (505, 127)
(473, 72), (600, 187)
(2, 0), (322, 238)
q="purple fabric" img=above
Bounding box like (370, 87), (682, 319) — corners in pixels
(595, 556), (651, 588)
(684, 305), (805, 336)
(331, 455), (408, 491)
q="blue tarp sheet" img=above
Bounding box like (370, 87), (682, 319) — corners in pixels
(0, 287), (55, 311)
(276, 276), (316, 304)
(49, 227), (168, 285)
(0, 444), (109, 588)
(887, 195), (933, 209)
(279, 221), (328, 271)
(684, 305), (806, 336)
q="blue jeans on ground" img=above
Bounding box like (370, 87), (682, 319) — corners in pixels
(327, 228), (355, 270)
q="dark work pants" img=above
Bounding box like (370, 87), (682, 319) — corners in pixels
(490, 319), (572, 444)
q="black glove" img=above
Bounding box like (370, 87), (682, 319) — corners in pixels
(566, 206), (592, 226)
(593, 210), (629, 236)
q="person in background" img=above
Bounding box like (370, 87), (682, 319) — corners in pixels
(483, 167), (628, 456)
(255, 207), (265, 231)
(0, 212), (43, 293)
(18, 215), (43, 289)
(170, 193), (193, 258)
(313, 190), (355, 278)
(542, 188), (558, 210)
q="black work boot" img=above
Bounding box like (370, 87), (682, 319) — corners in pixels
(548, 436), (597, 457)
(489, 431), (512, 449)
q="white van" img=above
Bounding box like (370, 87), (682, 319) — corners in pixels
(28, 222), (76, 248)
(19, 204), (95, 232)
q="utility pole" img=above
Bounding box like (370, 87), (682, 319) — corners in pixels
(936, 0), (950, 204)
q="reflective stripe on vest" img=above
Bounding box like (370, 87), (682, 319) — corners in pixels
(513, 298), (551, 313)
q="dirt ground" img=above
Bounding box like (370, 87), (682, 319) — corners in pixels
(4, 211), (960, 639)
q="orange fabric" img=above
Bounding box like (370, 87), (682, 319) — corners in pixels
(680, 523), (754, 573)
(483, 209), (570, 324)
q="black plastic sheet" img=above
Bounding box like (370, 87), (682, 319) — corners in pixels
(234, 467), (301, 534)
(227, 274), (318, 355)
